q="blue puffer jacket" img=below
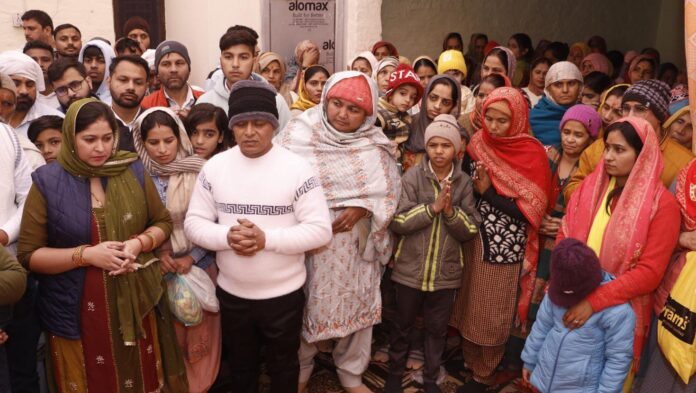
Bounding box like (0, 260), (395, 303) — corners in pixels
(521, 273), (635, 393)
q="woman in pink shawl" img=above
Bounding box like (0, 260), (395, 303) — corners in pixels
(559, 117), (680, 390)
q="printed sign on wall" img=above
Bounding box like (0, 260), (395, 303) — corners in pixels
(265, 0), (340, 73)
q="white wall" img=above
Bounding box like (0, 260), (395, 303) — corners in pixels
(341, 0), (382, 69)
(0, 0), (114, 51)
(381, 0), (684, 67)
(165, 0), (262, 86)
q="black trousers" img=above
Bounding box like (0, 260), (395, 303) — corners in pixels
(5, 276), (41, 393)
(217, 287), (305, 393)
(387, 282), (455, 384)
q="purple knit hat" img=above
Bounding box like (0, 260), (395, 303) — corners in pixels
(560, 104), (602, 139)
(548, 238), (603, 308)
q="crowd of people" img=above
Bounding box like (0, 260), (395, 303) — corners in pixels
(0, 8), (695, 393)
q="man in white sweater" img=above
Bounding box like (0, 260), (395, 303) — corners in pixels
(184, 80), (332, 393)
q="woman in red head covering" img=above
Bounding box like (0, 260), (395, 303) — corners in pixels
(450, 87), (551, 391)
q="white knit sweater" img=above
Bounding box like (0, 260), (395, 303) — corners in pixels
(184, 145), (332, 300)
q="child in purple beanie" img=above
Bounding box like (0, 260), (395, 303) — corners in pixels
(521, 238), (635, 393)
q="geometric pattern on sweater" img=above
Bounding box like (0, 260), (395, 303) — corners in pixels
(479, 199), (527, 264)
(294, 176), (320, 202)
(200, 172), (212, 191)
(215, 202), (294, 215)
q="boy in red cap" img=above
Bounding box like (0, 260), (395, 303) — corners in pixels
(376, 64), (424, 166)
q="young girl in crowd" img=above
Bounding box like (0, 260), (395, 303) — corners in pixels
(27, 115), (63, 163)
(376, 64), (423, 164)
(385, 114), (481, 393)
(185, 103), (231, 159)
(522, 238), (635, 393)
(408, 56), (438, 116)
(132, 107), (220, 393)
(402, 75), (462, 172)
(532, 105), (600, 324)
(290, 65), (330, 116)
(523, 57), (552, 108)
(438, 50), (475, 115)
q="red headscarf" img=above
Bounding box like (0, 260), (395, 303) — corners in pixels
(468, 87), (551, 326)
(371, 41), (399, 57)
(562, 116), (665, 365)
(677, 158), (696, 231)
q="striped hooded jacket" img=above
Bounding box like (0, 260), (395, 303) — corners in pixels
(390, 158), (481, 291)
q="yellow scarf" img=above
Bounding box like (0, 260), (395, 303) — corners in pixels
(587, 177), (616, 255)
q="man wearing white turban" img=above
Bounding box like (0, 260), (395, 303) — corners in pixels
(0, 51), (63, 138)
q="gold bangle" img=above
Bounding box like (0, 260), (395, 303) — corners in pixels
(72, 245), (88, 267)
(143, 231), (158, 251)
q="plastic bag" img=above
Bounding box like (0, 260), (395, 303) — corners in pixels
(657, 251), (696, 383)
(181, 266), (219, 313)
(166, 273), (202, 326)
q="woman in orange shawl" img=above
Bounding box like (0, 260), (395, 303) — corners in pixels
(450, 87), (550, 390)
(559, 117), (680, 390)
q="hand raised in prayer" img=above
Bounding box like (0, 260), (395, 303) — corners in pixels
(430, 181), (451, 215)
(332, 207), (369, 234)
(473, 163), (492, 195)
(83, 241), (136, 275)
(228, 219), (266, 256)
(563, 299), (594, 329)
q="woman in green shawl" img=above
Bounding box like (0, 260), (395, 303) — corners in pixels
(18, 98), (187, 392)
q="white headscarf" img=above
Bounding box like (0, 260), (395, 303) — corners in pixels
(0, 51), (45, 92)
(349, 51), (379, 79)
(544, 61), (583, 104)
(78, 39), (116, 104)
(375, 56), (399, 79)
(276, 71), (400, 264)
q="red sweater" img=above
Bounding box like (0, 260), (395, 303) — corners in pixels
(141, 87), (204, 109)
(558, 191), (680, 312)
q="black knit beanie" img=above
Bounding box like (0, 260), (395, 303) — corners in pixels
(227, 80), (279, 130)
(622, 79), (671, 123)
